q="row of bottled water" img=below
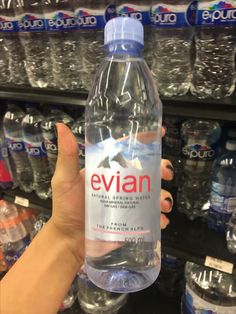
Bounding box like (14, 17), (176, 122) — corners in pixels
(163, 116), (236, 254)
(0, 102), (85, 200)
(156, 254), (236, 314)
(0, 1), (236, 99)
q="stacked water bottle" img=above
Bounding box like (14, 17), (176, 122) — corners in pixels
(0, 102), (85, 200)
(0, 1), (235, 99)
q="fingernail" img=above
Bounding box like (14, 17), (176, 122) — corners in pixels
(164, 197), (173, 211)
(166, 164), (174, 176)
(161, 215), (170, 229)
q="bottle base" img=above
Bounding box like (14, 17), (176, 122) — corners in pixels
(85, 262), (160, 293)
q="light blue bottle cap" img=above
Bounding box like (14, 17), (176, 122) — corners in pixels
(105, 17), (144, 46)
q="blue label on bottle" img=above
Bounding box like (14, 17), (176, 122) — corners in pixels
(45, 10), (78, 31)
(6, 138), (25, 153)
(75, 4), (116, 29)
(44, 136), (58, 155)
(25, 141), (47, 158)
(117, 4), (151, 25)
(197, 1), (236, 25)
(182, 143), (216, 161)
(151, 1), (198, 28)
(5, 237), (30, 267)
(17, 13), (46, 32)
(210, 181), (236, 213)
(0, 16), (19, 32)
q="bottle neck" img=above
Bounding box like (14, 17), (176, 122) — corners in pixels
(106, 40), (143, 58)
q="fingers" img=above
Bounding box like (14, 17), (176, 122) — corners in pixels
(162, 126), (166, 138)
(161, 214), (170, 230)
(161, 159), (174, 181)
(161, 189), (173, 213)
(54, 123), (79, 182)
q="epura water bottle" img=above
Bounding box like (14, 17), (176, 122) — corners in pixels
(3, 104), (33, 193)
(43, 0), (80, 90)
(74, 0), (116, 91)
(85, 17), (162, 293)
(71, 116), (85, 169)
(177, 119), (221, 220)
(208, 140), (236, 232)
(0, 0), (28, 86)
(116, 0), (153, 67)
(0, 3), (10, 86)
(41, 105), (74, 176)
(227, 210), (236, 254)
(182, 262), (236, 313)
(22, 104), (51, 200)
(191, 0), (236, 99)
(14, 0), (54, 88)
(150, 0), (196, 97)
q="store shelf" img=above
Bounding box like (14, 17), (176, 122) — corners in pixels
(162, 209), (236, 275)
(0, 188), (52, 213)
(0, 86), (235, 121)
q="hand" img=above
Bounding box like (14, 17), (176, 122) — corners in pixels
(51, 124), (174, 263)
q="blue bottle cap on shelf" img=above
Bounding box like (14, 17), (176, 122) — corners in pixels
(104, 17), (144, 46)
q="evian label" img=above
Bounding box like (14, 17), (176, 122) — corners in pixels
(197, 0), (236, 25)
(183, 284), (236, 313)
(151, 1), (198, 28)
(86, 137), (161, 242)
(17, 13), (46, 32)
(75, 4), (116, 29)
(117, 3), (151, 25)
(45, 10), (77, 31)
(0, 16), (18, 32)
(182, 143), (216, 161)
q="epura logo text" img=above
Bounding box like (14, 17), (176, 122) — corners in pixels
(8, 142), (24, 152)
(152, 12), (177, 24)
(91, 171), (151, 193)
(45, 142), (57, 153)
(0, 21), (14, 31)
(48, 17), (77, 28)
(77, 15), (97, 27)
(202, 8), (236, 23)
(182, 145), (215, 159)
(18, 19), (45, 30)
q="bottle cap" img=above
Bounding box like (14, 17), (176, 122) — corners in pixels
(104, 17), (144, 46)
(226, 140), (236, 151)
(228, 129), (236, 138)
(24, 102), (36, 109)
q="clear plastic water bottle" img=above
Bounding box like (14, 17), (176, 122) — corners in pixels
(208, 140), (236, 232)
(0, 0), (28, 86)
(22, 104), (51, 200)
(228, 129), (236, 141)
(116, 0), (152, 67)
(3, 104), (33, 193)
(227, 211), (236, 254)
(0, 3), (10, 86)
(17, 206), (36, 236)
(182, 261), (236, 313)
(155, 253), (185, 297)
(85, 17), (162, 293)
(41, 105), (74, 176)
(191, 0), (236, 99)
(71, 116), (85, 169)
(151, 0), (196, 97)
(74, 0), (116, 91)
(177, 119), (221, 220)
(43, 0), (80, 90)
(77, 271), (128, 314)
(14, 0), (54, 88)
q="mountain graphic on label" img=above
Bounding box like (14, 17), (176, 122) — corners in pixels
(209, 1), (234, 10)
(52, 12), (72, 20)
(154, 6), (172, 14)
(77, 10), (90, 17)
(98, 153), (128, 169)
(0, 17), (8, 22)
(21, 15), (38, 22)
(119, 6), (136, 14)
(185, 144), (212, 152)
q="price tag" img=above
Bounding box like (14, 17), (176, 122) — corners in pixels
(205, 256), (234, 274)
(14, 196), (29, 208)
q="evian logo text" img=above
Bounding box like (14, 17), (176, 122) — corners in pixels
(202, 9), (236, 22)
(91, 171), (151, 193)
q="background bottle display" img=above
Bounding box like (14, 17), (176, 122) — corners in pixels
(22, 105), (51, 200)
(85, 17), (162, 293)
(151, 0), (195, 97)
(177, 119), (221, 220)
(74, 0), (116, 91)
(43, 0), (80, 90)
(14, 0), (54, 88)
(208, 140), (236, 232)
(191, 0), (236, 99)
(71, 116), (85, 169)
(0, 0), (28, 86)
(182, 261), (236, 313)
(3, 104), (33, 193)
(0, 3), (10, 86)
(227, 210), (236, 255)
(41, 105), (74, 176)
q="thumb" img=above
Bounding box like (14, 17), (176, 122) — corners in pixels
(54, 123), (80, 182)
